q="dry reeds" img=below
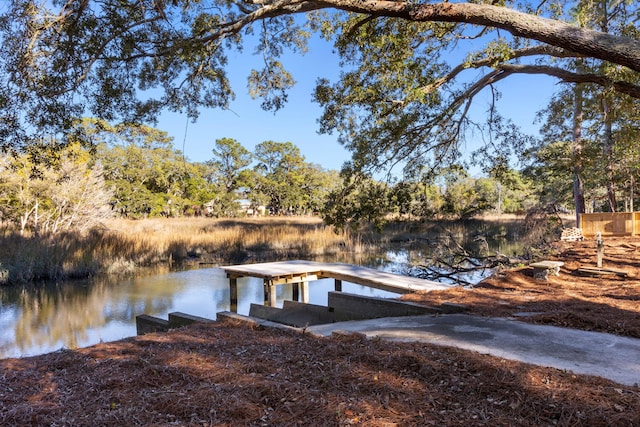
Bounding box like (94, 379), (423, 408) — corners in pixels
(0, 217), (360, 284)
(103, 216), (358, 261)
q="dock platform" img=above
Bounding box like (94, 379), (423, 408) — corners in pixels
(221, 260), (450, 310)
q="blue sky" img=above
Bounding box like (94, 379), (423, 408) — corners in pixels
(157, 33), (561, 174)
(158, 34), (351, 171)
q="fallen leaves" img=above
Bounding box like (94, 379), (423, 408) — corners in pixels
(1, 237), (640, 425)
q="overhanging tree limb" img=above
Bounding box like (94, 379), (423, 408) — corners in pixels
(2, 0), (639, 153)
(228, 0), (640, 72)
(498, 64), (640, 98)
(419, 45), (583, 98)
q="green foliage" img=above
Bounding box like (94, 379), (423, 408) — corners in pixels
(388, 180), (445, 219)
(321, 172), (392, 231)
(2, 0), (638, 225)
(521, 140), (579, 208)
(0, 0), (315, 148)
(414, 183), (446, 218)
(0, 0), (638, 217)
(530, 47), (640, 213)
(83, 122), (219, 218)
(315, 17), (457, 175)
(251, 141), (308, 214)
(320, 163), (539, 230)
(440, 168), (495, 219)
(248, 61), (296, 112)
(209, 138), (253, 193)
(484, 164), (538, 214)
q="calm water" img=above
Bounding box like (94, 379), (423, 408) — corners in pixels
(0, 220), (523, 359)
(0, 257), (409, 359)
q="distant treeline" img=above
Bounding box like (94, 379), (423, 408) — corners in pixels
(0, 119), (547, 236)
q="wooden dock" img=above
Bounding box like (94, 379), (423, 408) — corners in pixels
(221, 260), (450, 311)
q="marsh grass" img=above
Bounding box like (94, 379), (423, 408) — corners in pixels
(0, 217), (358, 284)
(0, 215), (535, 285)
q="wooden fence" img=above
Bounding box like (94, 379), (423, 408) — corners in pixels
(579, 212), (640, 237)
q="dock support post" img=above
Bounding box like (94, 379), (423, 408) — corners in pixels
(229, 277), (238, 313)
(264, 280), (277, 307)
(300, 281), (309, 303)
(596, 232), (604, 268)
(334, 279), (342, 292)
(263, 280), (269, 305)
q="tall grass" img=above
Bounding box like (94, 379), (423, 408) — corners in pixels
(0, 215), (536, 285)
(0, 217), (360, 285)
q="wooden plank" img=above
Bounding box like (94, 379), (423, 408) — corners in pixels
(264, 280), (277, 307)
(268, 274), (318, 286)
(300, 281), (309, 303)
(575, 266), (629, 277)
(229, 277), (238, 313)
(318, 263), (449, 294)
(319, 271), (436, 294)
(223, 260), (325, 280)
(221, 260), (451, 310)
(580, 212), (638, 237)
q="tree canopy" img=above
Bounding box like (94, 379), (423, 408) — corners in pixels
(0, 0), (638, 177)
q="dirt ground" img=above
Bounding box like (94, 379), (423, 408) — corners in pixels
(402, 236), (640, 339)
(1, 237), (639, 426)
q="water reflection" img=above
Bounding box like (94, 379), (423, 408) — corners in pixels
(0, 264), (401, 359)
(0, 273), (180, 358)
(0, 220), (524, 359)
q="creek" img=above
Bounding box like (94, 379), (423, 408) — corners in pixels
(0, 220), (525, 359)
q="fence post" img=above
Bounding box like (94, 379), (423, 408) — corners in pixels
(579, 213), (584, 232)
(596, 232), (604, 268)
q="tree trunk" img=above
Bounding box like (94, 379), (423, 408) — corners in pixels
(572, 75), (585, 227)
(602, 96), (617, 212)
(33, 198), (39, 236)
(631, 175), (635, 212)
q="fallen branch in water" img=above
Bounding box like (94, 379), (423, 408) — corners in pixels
(412, 253), (523, 286)
(407, 227), (526, 285)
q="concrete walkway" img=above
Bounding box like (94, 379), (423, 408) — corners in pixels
(306, 314), (640, 387)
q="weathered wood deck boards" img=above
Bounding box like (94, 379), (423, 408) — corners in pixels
(221, 260), (450, 310)
(223, 260), (324, 280)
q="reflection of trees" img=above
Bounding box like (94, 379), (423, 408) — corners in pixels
(11, 281), (109, 352)
(0, 221), (529, 357)
(211, 277), (267, 314)
(0, 272), (188, 358)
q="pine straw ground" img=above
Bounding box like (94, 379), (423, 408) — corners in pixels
(402, 237), (640, 338)
(1, 239), (640, 426)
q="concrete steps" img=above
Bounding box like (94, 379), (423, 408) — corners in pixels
(247, 292), (466, 327)
(249, 300), (335, 327)
(136, 312), (213, 335)
(136, 294), (467, 334)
